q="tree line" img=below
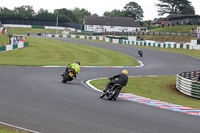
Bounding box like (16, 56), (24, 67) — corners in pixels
(0, 5), (93, 24)
(0, 0), (196, 25)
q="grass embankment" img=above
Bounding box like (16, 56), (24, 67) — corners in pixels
(138, 35), (196, 43)
(7, 27), (62, 35)
(91, 76), (200, 109)
(149, 25), (199, 33)
(0, 34), (9, 45)
(0, 37), (139, 66)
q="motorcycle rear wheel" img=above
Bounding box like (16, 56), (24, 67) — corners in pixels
(108, 89), (118, 100)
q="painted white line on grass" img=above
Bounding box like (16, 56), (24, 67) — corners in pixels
(81, 77), (107, 92)
(83, 75), (158, 93)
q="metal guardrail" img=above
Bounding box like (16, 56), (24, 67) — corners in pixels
(176, 70), (200, 98)
(97, 32), (197, 37)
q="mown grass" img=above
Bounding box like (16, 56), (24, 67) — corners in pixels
(0, 34), (9, 45)
(138, 35), (196, 43)
(90, 76), (200, 109)
(149, 25), (199, 33)
(7, 27), (62, 35)
(0, 124), (26, 133)
(0, 37), (139, 66)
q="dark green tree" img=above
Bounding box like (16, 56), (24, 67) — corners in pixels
(36, 8), (54, 20)
(140, 20), (152, 28)
(156, 0), (195, 15)
(103, 9), (124, 17)
(92, 13), (99, 17)
(14, 5), (35, 18)
(0, 7), (15, 17)
(123, 2), (144, 22)
(54, 8), (76, 22)
(180, 4), (195, 14)
(73, 8), (91, 24)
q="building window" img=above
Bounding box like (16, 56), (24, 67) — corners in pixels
(88, 25), (93, 27)
(110, 26), (114, 28)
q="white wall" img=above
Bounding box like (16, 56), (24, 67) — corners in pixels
(45, 26), (65, 30)
(4, 24), (32, 28)
(191, 40), (200, 50)
(84, 25), (141, 33)
(6, 45), (12, 51)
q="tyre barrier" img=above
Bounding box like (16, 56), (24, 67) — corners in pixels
(176, 70), (200, 98)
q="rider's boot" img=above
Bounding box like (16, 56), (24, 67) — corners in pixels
(103, 85), (110, 93)
(61, 72), (64, 76)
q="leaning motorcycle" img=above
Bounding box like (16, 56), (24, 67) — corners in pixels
(100, 78), (122, 101)
(61, 69), (75, 83)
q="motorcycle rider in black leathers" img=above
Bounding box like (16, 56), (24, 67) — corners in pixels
(103, 70), (128, 97)
(138, 49), (143, 57)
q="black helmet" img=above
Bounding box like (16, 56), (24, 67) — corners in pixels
(75, 61), (80, 65)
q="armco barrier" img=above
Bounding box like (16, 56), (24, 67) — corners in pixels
(176, 70), (200, 98)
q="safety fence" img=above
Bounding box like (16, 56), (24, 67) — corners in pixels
(46, 34), (193, 50)
(97, 31), (197, 37)
(176, 70), (200, 98)
(0, 42), (29, 52)
(0, 18), (83, 30)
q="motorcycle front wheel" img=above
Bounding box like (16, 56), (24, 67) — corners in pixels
(62, 75), (71, 83)
(100, 91), (106, 98)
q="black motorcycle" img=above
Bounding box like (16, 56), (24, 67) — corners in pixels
(138, 51), (143, 57)
(61, 69), (75, 83)
(100, 78), (122, 101)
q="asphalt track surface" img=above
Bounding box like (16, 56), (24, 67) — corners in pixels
(1, 37), (200, 133)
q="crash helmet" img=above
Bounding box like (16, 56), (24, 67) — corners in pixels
(75, 61), (80, 65)
(122, 70), (128, 75)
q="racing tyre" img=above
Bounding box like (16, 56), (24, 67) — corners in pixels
(108, 89), (118, 100)
(62, 75), (70, 83)
(100, 91), (106, 98)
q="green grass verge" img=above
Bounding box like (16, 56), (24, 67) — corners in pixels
(149, 25), (199, 33)
(0, 37), (139, 66)
(138, 35), (196, 43)
(0, 34), (9, 45)
(0, 124), (26, 133)
(7, 27), (62, 35)
(90, 76), (200, 109)
(134, 44), (200, 59)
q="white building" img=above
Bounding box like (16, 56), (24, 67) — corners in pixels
(84, 16), (141, 33)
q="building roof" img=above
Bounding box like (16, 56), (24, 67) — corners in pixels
(165, 14), (198, 20)
(152, 18), (165, 24)
(84, 16), (141, 27)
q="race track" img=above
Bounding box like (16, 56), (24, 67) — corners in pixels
(1, 37), (200, 133)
